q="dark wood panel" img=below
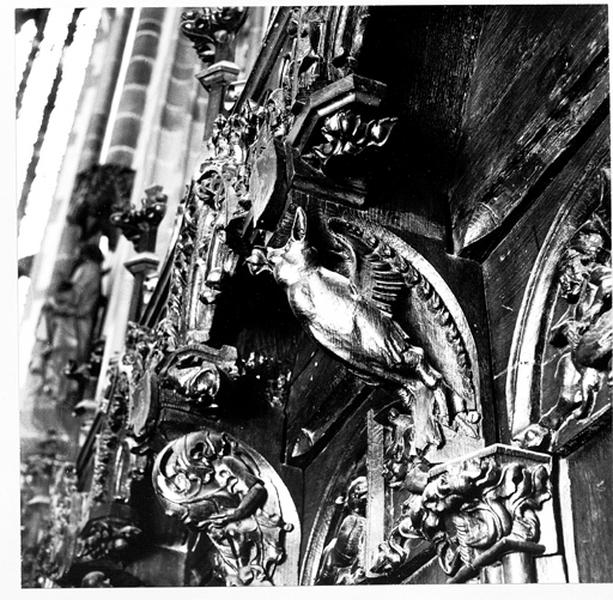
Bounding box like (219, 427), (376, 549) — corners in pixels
(483, 121), (609, 441)
(451, 5), (608, 252)
(357, 6), (485, 241)
(567, 425), (613, 582)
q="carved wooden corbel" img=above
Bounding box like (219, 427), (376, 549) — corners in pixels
(152, 428), (298, 586)
(252, 207), (483, 464)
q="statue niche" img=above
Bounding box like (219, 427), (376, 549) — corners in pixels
(514, 214), (611, 451)
(315, 475), (368, 585)
(249, 206), (482, 465)
(152, 429), (295, 586)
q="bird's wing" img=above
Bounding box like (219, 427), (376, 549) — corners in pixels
(325, 217), (408, 317)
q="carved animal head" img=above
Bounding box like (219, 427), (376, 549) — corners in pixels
(267, 207), (316, 286)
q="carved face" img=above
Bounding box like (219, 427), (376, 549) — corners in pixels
(345, 476), (368, 514)
(558, 250), (591, 301)
(167, 359), (220, 400)
(267, 207), (313, 286)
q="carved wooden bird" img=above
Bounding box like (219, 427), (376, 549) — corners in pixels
(264, 207), (464, 452)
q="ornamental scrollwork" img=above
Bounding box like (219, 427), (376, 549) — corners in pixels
(152, 429), (293, 586)
(373, 452), (552, 582)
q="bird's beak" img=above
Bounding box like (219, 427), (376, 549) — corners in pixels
(246, 247), (272, 275)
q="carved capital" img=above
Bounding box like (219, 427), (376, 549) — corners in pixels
(180, 7), (247, 65)
(110, 185), (167, 253)
(373, 445), (554, 583)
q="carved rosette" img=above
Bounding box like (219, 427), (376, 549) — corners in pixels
(152, 429), (295, 586)
(373, 445), (553, 583)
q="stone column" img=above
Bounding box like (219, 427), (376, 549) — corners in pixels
(105, 7), (167, 166)
(19, 9), (132, 457)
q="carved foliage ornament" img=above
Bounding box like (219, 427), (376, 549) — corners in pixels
(373, 451), (551, 582)
(283, 6), (371, 106)
(303, 110), (398, 172)
(153, 429), (293, 586)
(110, 185), (167, 253)
(75, 518), (142, 563)
(180, 7), (248, 65)
(514, 207), (611, 453)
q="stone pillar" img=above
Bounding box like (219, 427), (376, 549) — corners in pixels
(78, 9), (134, 170)
(142, 30), (201, 260)
(19, 9), (132, 456)
(106, 7), (167, 165)
(95, 7), (178, 372)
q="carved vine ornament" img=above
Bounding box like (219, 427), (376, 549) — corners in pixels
(152, 429), (293, 586)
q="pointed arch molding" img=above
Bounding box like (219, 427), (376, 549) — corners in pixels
(506, 168), (610, 446)
(332, 211), (483, 425)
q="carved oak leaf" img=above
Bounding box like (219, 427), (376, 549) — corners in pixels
(307, 111), (398, 170)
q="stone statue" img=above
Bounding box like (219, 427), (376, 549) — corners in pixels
(30, 243), (104, 396)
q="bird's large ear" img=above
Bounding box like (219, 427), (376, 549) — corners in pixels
(291, 207), (307, 242)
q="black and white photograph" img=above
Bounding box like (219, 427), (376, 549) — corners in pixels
(6, 2), (613, 591)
